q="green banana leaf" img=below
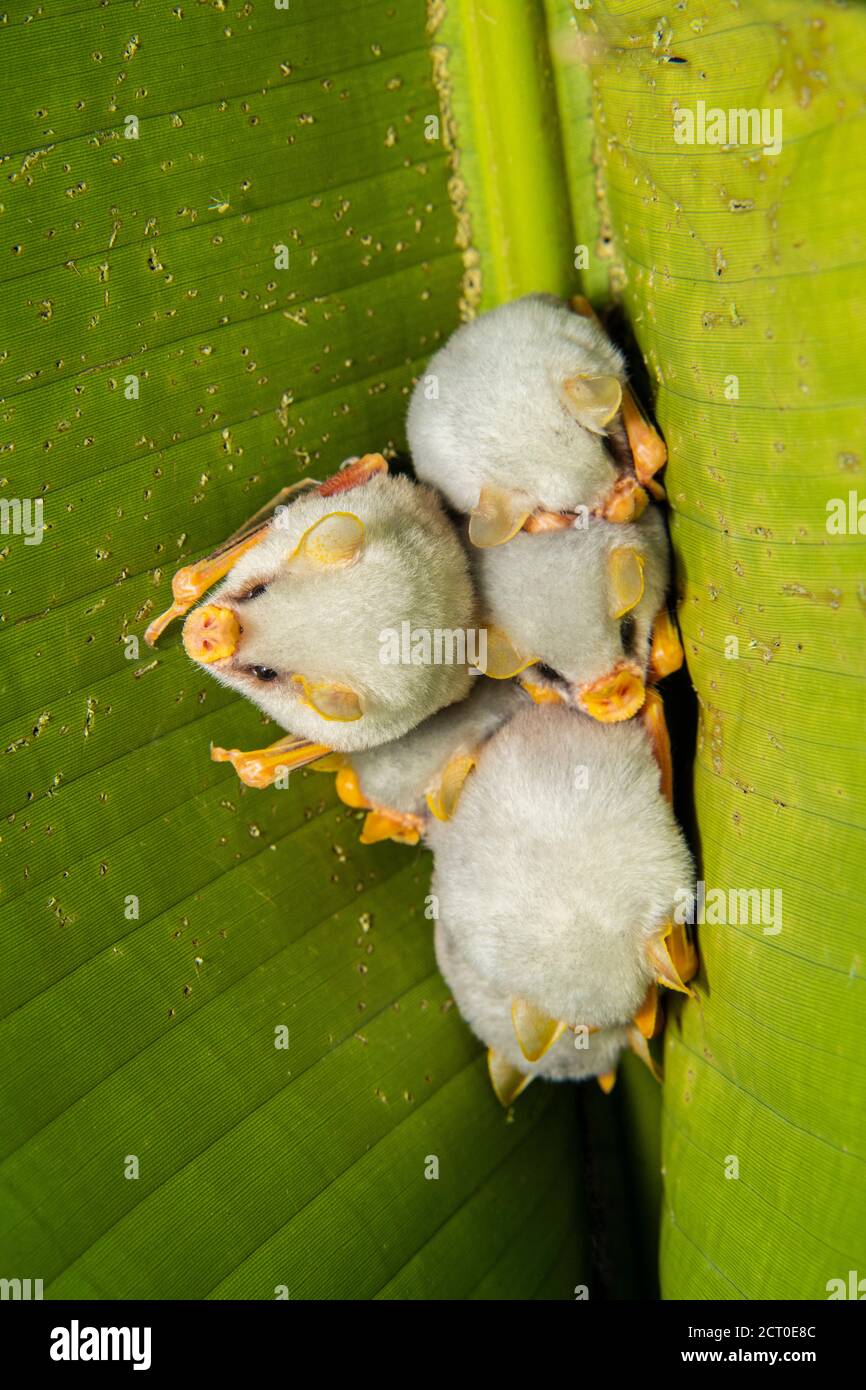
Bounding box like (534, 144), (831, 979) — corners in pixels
(5, 0), (857, 1305)
(0, 0), (588, 1300)
(547, 0), (866, 1297)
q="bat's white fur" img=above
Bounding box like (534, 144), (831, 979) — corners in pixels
(350, 677), (524, 819)
(435, 920), (627, 1083)
(428, 705), (693, 1029)
(475, 506), (669, 694)
(188, 474), (476, 750)
(407, 294), (627, 516)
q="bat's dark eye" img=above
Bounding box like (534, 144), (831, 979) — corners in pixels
(619, 614), (637, 654)
(238, 583), (268, 602)
(251, 665), (278, 682)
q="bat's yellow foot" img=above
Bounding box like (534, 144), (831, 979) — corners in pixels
(334, 766), (370, 810)
(359, 809), (422, 847)
(649, 607), (684, 681)
(145, 519), (277, 646)
(316, 452), (387, 496)
(627, 1025), (662, 1082)
(633, 983), (662, 1040)
(620, 390), (667, 487)
(666, 920), (698, 987)
(642, 687), (673, 804)
(523, 509), (574, 534)
(646, 922), (698, 997)
(598, 474), (648, 525)
(579, 664), (645, 723)
(569, 294), (667, 489)
(597, 1069), (617, 1094)
(520, 675), (565, 705)
(211, 736), (331, 788)
(488, 1049), (534, 1107)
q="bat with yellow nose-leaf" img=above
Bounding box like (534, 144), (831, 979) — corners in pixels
(144, 455), (477, 787)
(473, 505), (683, 724)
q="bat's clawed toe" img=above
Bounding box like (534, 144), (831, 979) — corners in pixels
(646, 922), (698, 997)
(519, 674), (566, 705)
(642, 687), (673, 803)
(334, 765), (371, 809)
(627, 1025), (663, 1083)
(620, 389), (667, 486)
(597, 474), (648, 524)
(211, 736), (333, 789)
(633, 983), (662, 1040)
(359, 809), (422, 847)
(649, 607), (684, 681)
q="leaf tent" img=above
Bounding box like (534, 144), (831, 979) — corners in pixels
(1, 0), (863, 1301)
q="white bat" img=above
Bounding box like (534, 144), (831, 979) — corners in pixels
(144, 455), (477, 786)
(427, 703), (697, 1069)
(474, 505), (683, 722)
(408, 294), (667, 548)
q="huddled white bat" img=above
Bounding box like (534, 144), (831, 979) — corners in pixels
(426, 702), (697, 1096)
(435, 920), (632, 1105)
(333, 678), (524, 845)
(144, 455), (477, 785)
(407, 294), (667, 548)
(475, 505), (683, 723)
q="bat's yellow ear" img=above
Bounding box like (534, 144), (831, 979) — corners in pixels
(511, 998), (567, 1062)
(608, 546), (646, 619)
(426, 751), (476, 822)
(469, 483), (533, 548)
(289, 512), (365, 572)
(293, 674), (363, 722)
(561, 373), (622, 434)
(475, 624), (538, 680)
